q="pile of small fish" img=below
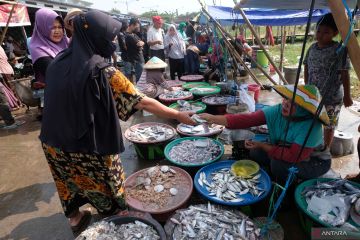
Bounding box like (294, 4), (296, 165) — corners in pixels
(303, 179), (360, 229)
(126, 125), (174, 143)
(169, 139), (222, 164)
(190, 87), (217, 95)
(198, 169), (264, 203)
(170, 203), (260, 240)
(160, 90), (192, 99)
(175, 103), (204, 112)
(178, 124), (223, 136)
(203, 96), (231, 105)
(126, 166), (180, 209)
(77, 220), (159, 240)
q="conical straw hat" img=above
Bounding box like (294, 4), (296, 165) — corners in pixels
(144, 57), (167, 69)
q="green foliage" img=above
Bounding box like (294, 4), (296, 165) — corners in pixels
(110, 8), (121, 14)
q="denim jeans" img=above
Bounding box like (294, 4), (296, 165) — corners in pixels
(123, 61), (144, 83)
(33, 89), (44, 108)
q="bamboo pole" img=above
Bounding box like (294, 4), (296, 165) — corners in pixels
(202, 9), (278, 85)
(0, 3), (16, 45)
(235, 5), (288, 84)
(329, 0), (360, 81)
(279, 26), (284, 71)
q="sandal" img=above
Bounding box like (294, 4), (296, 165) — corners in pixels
(71, 210), (92, 234)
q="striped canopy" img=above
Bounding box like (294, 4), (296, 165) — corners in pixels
(273, 85), (330, 125)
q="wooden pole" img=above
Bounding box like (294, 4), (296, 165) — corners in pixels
(203, 9), (278, 85)
(235, 5), (288, 84)
(279, 26), (284, 71)
(0, 3), (16, 45)
(329, 0), (360, 81)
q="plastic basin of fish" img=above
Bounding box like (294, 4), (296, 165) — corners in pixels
(164, 137), (225, 168)
(168, 101), (207, 114)
(88, 211), (167, 240)
(202, 95), (233, 115)
(189, 86), (221, 99)
(124, 166), (193, 222)
(194, 160), (272, 206)
(158, 92), (193, 106)
(182, 82), (210, 91)
(124, 122), (177, 161)
(176, 123), (224, 139)
(295, 178), (360, 237)
(180, 74), (204, 82)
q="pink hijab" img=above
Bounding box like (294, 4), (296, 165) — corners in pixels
(30, 8), (69, 63)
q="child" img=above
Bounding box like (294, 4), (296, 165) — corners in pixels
(304, 13), (353, 148)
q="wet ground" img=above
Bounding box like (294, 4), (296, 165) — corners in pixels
(0, 89), (359, 240)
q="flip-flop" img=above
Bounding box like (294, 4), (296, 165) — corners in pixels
(71, 210), (92, 234)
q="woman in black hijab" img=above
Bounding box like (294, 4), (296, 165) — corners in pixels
(39, 10), (194, 233)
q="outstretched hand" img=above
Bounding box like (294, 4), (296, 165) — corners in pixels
(176, 111), (196, 125)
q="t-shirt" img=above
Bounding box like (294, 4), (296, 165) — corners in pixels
(125, 32), (144, 63)
(147, 26), (164, 50)
(304, 42), (350, 105)
(118, 32), (128, 61)
(33, 56), (53, 83)
(262, 104), (323, 148)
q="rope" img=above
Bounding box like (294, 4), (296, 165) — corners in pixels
(336, 0), (356, 54)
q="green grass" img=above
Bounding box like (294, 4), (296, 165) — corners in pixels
(266, 39), (360, 100)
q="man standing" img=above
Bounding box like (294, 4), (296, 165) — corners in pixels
(124, 18), (145, 83)
(147, 16), (165, 61)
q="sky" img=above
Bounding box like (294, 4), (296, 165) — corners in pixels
(90, 0), (234, 15)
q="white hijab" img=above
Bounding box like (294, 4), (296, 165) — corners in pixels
(164, 24), (186, 55)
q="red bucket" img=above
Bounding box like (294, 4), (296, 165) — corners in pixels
(247, 84), (261, 103)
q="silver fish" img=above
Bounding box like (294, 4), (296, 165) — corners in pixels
(198, 168), (264, 202)
(77, 220), (159, 240)
(127, 125), (174, 143)
(170, 203), (260, 240)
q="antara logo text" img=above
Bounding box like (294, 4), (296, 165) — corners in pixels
(321, 230), (348, 236)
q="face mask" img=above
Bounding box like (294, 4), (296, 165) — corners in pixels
(99, 42), (116, 58)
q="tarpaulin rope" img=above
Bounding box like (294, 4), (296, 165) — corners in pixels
(336, 0), (357, 54)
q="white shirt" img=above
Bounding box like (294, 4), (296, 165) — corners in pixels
(147, 26), (164, 50)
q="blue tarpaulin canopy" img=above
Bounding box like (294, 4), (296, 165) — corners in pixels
(203, 6), (330, 26)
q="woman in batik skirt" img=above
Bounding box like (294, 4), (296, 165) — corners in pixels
(39, 10), (194, 234)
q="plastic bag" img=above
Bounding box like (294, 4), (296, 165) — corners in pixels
(237, 86), (255, 112)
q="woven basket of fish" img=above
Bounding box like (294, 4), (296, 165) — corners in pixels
(202, 95), (233, 115)
(125, 165), (193, 222)
(194, 160), (272, 206)
(169, 101), (207, 114)
(124, 123), (177, 161)
(295, 178), (360, 237)
(180, 74), (204, 82)
(164, 202), (262, 240)
(158, 90), (193, 106)
(164, 137), (224, 168)
(189, 86), (221, 98)
(177, 123), (224, 138)
(164, 80), (185, 88)
(76, 211), (166, 240)
(183, 82), (210, 91)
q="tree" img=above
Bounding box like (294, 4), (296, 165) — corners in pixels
(110, 8), (121, 14)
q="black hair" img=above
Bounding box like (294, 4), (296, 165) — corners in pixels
(317, 13), (338, 32)
(129, 17), (140, 26)
(120, 20), (128, 32)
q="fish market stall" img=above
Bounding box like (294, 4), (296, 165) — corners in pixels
(169, 100), (207, 114)
(164, 137), (224, 168)
(177, 123), (224, 138)
(158, 90), (193, 106)
(295, 178), (360, 236)
(124, 122), (177, 161)
(76, 211), (166, 240)
(202, 95), (234, 115)
(194, 160), (272, 206)
(180, 74), (204, 82)
(125, 165), (193, 222)
(164, 203), (261, 240)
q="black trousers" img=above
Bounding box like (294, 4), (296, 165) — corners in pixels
(169, 57), (184, 80)
(150, 49), (165, 61)
(0, 86), (15, 126)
